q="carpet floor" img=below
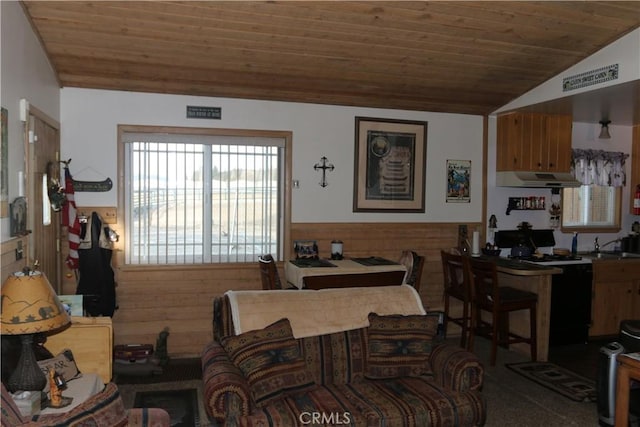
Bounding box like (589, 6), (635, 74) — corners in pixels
(471, 337), (599, 427)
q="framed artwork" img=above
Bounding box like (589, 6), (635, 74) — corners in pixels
(1, 107), (8, 218)
(293, 240), (318, 259)
(446, 159), (471, 203)
(10, 196), (27, 236)
(353, 117), (427, 212)
(58, 295), (84, 316)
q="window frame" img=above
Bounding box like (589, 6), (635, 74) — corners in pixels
(117, 124), (292, 270)
(560, 184), (622, 233)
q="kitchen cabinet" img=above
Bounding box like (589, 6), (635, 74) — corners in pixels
(496, 112), (572, 173)
(630, 126), (639, 215)
(590, 260), (640, 337)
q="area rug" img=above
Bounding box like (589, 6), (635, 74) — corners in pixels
(120, 379), (214, 427)
(134, 388), (199, 427)
(506, 361), (597, 403)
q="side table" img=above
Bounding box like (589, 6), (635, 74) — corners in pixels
(40, 373), (103, 415)
(45, 316), (113, 383)
(614, 353), (640, 427)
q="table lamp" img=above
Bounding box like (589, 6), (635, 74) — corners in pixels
(1, 269), (71, 392)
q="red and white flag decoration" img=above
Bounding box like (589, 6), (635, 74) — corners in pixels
(63, 167), (81, 270)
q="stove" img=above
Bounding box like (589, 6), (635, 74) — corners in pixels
(509, 254), (591, 265)
(508, 254), (590, 265)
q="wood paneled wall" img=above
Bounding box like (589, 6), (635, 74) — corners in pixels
(109, 222), (479, 357)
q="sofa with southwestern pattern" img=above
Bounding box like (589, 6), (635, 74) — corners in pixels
(202, 285), (486, 426)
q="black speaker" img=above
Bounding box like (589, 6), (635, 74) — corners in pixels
(620, 320), (640, 352)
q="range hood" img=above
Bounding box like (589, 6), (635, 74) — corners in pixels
(496, 171), (581, 188)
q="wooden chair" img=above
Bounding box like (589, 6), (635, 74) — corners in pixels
(440, 250), (473, 349)
(399, 250), (425, 292)
(258, 254), (283, 290)
(464, 256), (537, 366)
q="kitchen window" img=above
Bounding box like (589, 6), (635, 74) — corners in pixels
(119, 125), (291, 265)
(561, 184), (621, 231)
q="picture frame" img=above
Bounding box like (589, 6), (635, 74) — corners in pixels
(58, 294), (84, 317)
(293, 240), (318, 259)
(446, 159), (471, 203)
(1, 107), (8, 218)
(353, 117), (427, 212)
(9, 197), (27, 236)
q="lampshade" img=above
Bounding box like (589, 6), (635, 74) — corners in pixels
(1, 270), (70, 335)
(599, 120), (611, 139)
(1, 270), (71, 392)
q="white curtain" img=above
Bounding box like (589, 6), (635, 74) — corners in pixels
(571, 149), (629, 187)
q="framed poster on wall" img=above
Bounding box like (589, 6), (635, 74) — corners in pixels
(446, 159), (471, 203)
(353, 117), (427, 212)
(1, 107), (8, 218)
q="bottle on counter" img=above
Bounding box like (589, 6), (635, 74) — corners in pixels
(571, 232), (578, 255)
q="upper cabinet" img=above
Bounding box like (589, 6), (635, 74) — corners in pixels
(631, 125), (639, 215)
(497, 112), (572, 173)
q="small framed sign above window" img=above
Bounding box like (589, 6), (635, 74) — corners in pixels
(186, 106), (221, 120)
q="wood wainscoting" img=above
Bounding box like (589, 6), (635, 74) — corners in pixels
(75, 222), (477, 358)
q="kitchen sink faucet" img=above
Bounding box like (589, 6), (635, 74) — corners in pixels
(594, 237), (621, 253)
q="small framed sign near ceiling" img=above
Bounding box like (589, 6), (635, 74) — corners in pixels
(186, 105), (221, 119)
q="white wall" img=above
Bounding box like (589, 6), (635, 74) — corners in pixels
(60, 88), (484, 223)
(0, 1), (60, 242)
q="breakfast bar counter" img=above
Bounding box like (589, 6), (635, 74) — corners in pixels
(489, 257), (562, 362)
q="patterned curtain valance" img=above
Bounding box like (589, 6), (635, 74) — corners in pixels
(571, 149), (629, 187)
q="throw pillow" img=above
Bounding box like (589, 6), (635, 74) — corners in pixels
(221, 318), (316, 407)
(37, 349), (81, 392)
(365, 312), (438, 379)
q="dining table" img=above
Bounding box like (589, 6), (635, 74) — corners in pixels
(285, 257), (407, 290)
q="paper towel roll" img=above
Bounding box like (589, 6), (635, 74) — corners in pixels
(17, 171), (24, 197)
(472, 231), (480, 255)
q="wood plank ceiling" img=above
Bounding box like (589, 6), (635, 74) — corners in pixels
(21, 1), (640, 116)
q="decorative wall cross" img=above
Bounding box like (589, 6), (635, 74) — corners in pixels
(314, 156), (335, 187)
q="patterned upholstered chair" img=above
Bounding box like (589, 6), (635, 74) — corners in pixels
(1, 382), (170, 426)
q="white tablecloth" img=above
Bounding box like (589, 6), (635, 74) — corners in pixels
(285, 259), (407, 289)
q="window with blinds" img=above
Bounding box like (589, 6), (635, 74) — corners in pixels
(562, 184), (621, 229)
(121, 127), (287, 265)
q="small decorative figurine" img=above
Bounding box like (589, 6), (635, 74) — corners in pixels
(154, 327), (170, 367)
(48, 368), (62, 407)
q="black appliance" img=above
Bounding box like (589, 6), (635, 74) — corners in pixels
(494, 229), (556, 250)
(549, 263), (593, 346)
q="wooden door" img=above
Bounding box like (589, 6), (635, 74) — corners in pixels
(28, 112), (61, 291)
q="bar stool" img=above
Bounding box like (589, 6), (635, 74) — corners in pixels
(440, 250), (473, 349)
(464, 256), (537, 366)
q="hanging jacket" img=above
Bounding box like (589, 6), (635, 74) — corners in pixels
(76, 212), (116, 316)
